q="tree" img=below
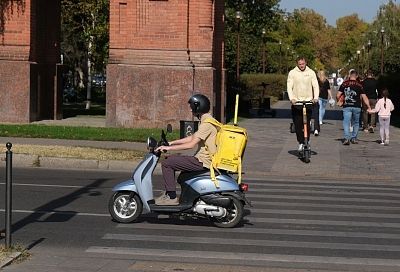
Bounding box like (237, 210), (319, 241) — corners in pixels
(61, 0), (109, 107)
(335, 14), (368, 67)
(368, 0), (400, 74)
(224, 0), (281, 76)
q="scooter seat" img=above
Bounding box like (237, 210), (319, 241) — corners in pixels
(177, 169), (213, 184)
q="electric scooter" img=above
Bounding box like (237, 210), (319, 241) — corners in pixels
(295, 101), (314, 163)
(108, 125), (251, 228)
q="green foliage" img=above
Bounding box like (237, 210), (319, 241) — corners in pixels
(239, 73), (287, 101)
(0, 124), (180, 142)
(224, 0), (281, 76)
(61, 0), (109, 75)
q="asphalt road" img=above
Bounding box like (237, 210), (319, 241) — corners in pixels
(1, 168), (400, 271)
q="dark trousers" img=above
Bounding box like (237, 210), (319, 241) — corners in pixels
(161, 155), (205, 191)
(362, 99), (377, 128)
(292, 105), (312, 144)
(312, 102), (320, 132)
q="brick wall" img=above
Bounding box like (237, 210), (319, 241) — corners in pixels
(0, 0), (61, 122)
(107, 0), (225, 127)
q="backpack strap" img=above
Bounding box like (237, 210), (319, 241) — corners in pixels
(203, 118), (222, 128)
(203, 118), (222, 188)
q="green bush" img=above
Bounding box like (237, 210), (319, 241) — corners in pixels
(239, 73), (287, 102)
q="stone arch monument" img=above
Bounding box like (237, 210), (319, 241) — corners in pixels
(0, 0), (225, 127)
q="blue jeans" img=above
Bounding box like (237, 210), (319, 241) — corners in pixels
(343, 107), (361, 140)
(319, 98), (328, 123)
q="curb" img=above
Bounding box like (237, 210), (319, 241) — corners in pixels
(0, 251), (21, 269)
(1, 153), (163, 174)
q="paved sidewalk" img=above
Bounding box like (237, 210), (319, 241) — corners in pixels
(1, 102), (400, 181)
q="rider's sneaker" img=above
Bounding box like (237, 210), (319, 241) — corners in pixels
(155, 194), (179, 205)
(342, 139), (350, 145)
(297, 143), (304, 152)
(154, 193), (168, 203)
(314, 130), (319, 136)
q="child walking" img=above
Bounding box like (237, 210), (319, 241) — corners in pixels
(369, 89), (395, 146)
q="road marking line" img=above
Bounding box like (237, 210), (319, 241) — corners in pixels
(0, 209), (109, 217)
(250, 200), (400, 211)
(248, 217), (400, 228)
(248, 188), (400, 198)
(103, 233), (400, 251)
(250, 208), (400, 218)
(248, 194), (400, 204)
(248, 181), (400, 190)
(117, 223), (400, 239)
(86, 246), (400, 267)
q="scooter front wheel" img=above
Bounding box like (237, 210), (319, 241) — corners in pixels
(109, 192), (143, 223)
(212, 196), (244, 228)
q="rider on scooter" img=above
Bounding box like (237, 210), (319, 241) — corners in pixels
(155, 94), (218, 205)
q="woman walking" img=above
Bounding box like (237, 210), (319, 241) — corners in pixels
(317, 70), (333, 126)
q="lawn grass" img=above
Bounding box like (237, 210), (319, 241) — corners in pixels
(0, 124), (180, 142)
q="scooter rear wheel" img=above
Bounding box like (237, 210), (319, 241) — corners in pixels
(109, 192), (143, 223)
(212, 196), (244, 228)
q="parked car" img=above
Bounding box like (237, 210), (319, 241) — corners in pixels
(92, 74), (106, 87)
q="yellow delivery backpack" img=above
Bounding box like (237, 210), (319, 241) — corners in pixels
(204, 95), (247, 187)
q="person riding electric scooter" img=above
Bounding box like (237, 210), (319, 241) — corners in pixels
(108, 94), (250, 228)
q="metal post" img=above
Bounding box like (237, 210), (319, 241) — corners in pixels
(380, 27), (385, 75)
(235, 11), (243, 85)
(5, 142), (12, 248)
(279, 41), (282, 74)
(236, 23), (241, 82)
(261, 28), (266, 74)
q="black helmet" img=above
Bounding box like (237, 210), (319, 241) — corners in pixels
(188, 94), (210, 115)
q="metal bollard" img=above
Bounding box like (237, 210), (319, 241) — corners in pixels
(5, 142), (12, 248)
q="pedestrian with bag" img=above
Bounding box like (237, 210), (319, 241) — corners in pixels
(317, 70), (333, 127)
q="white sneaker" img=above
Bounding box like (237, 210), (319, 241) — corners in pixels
(298, 143), (304, 152)
(380, 140), (385, 145)
(384, 140), (389, 146)
(314, 130), (319, 136)
(319, 121), (323, 125)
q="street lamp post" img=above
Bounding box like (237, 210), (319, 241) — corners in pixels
(285, 46), (290, 74)
(361, 45), (365, 74)
(356, 50), (361, 73)
(367, 40), (371, 71)
(235, 11), (243, 83)
(279, 40), (282, 74)
(262, 28), (266, 74)
(380, 26), (385, 75)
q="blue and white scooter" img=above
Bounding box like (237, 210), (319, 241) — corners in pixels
(108, 125), (251, 228)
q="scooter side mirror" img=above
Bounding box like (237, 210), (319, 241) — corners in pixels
(147, 137), (157, 150)
(166, 124), (172, 133)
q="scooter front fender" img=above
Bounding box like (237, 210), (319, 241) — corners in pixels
(112, 179), (137, 193)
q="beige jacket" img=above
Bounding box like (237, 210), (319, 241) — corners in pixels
(287, 66), (319, 101)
